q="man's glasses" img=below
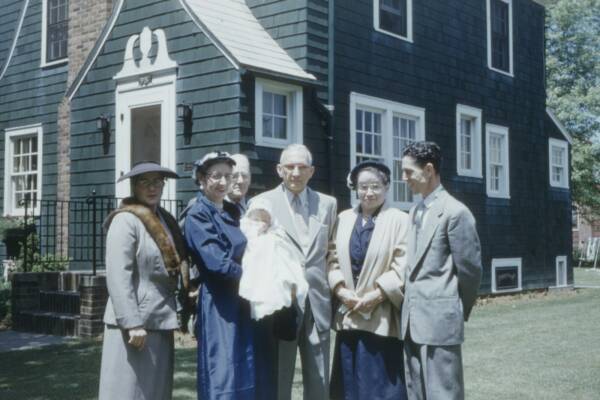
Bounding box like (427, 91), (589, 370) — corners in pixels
(282, 164), (311, 173)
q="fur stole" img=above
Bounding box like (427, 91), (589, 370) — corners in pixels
(104, 198), (190, 290)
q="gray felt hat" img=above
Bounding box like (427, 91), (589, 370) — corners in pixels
(117, 161), (179, 182)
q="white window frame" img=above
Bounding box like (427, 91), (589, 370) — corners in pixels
(41, 0), (69, 68)
(491, 257), (522, 293)
(456, 104), (483, 178)
(255, 78), (303, 149)
(555, 255), (568, 287)
(486, 0), (513, 77)
(3, 123), (43, 216)
(549, 138), (569, 189)
(350, 92), (425, 210)
(373, 0), (413, 43)
(485, 123), (510, 199)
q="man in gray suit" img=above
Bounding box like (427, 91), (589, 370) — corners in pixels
(252, 144), (337, 400)
(400, 141), (482, 400)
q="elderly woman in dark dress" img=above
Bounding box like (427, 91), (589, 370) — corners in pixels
(328, 161), (410, 400)
(184, 152), (268, 400)
(99, 162), (187, 400)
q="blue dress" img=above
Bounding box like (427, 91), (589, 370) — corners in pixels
(330, 210), (408, 400)
(184, 193), (257, 400)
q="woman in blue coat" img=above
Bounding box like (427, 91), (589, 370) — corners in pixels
(184, 151), (258, 400)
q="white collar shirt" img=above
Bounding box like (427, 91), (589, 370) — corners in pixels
(415, 184), (444, 230)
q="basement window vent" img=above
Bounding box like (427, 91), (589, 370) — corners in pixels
(491, 258), (522, 293)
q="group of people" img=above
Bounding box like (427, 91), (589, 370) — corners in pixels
(97, 141), (483, 400)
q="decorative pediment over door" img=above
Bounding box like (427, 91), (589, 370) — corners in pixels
(114, 27), (178, 204)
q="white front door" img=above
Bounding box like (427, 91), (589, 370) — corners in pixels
(115, 78), (176, 200)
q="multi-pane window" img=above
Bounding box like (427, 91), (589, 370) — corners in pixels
(456, 105), (482, 178)
(549, 138), (569, 188)
(262, 92), (288, 140)
(487, 0), (512, 75)
(44, 0), (69, 64)
(486, 124), (510, 198)
(350, 92), (425, 210)
(255, 79), (303, 148)
(355, 109), (384, 163)
(11, 136), (39, 207)
(3, 125), (43, 215)
(374, 0), (412, 41)
(392, 115), (417, 203)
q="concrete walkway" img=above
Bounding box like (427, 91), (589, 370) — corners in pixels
(0, 330), (75, 353)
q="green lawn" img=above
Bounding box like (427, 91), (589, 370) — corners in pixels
(574, 267), (600, 287)
(1, 289), (599, 399)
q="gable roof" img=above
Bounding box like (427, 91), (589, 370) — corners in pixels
(182, 0), (315, 81)
(0, 0), (29, 82)
(67, 0), (314, 100)
(546, 108), (573, 144)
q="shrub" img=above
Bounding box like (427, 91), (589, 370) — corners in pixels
(0, 280), (11, 324)
(0, 216), (24, 240)
(15, 233), (69, 273)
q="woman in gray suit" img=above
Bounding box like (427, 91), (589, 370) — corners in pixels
(99, 162), (188, 400)
(328, 161), (409, 400)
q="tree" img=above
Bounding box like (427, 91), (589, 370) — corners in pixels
(545, 0), (600, 221)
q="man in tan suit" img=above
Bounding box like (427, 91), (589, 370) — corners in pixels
(252, 144), (337, 400)
(400, 141), (482, 400)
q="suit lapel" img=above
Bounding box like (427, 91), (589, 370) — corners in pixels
(337, 209), (357, 290)
(306, 188), (323, 249)
(410, 190), (448, 279)
(274, 185), (302, 250)
(355, 203), (389, 291)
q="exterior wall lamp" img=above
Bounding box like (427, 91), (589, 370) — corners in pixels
(177, 103), (193, 145)
(96, 114), (111, 155)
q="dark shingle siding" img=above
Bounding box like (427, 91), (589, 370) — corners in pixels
(0, 0), (66, 211)
(333, 0), (565, 292)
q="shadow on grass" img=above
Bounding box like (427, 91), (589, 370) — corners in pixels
(0, 340), (199, 400)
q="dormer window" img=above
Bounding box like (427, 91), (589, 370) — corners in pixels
(42, 0), (69, 67)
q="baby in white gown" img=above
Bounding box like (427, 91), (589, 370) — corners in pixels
(239, 200), (308, 321)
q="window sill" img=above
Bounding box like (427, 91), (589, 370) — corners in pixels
(40, 58), (68, 69)
(487, 65), (513, 78)
(374, 27), (413, 43)
(456, 170), (484, 179)
(492, 287), (522, 294)
(486, 191), (511, 199)
(255, 138), (293, 150)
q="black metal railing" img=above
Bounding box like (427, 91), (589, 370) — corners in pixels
(20, 193), (184, 274)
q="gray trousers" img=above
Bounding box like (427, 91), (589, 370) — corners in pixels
(403, 332), (464, 400)
(277, 304), (331, 400)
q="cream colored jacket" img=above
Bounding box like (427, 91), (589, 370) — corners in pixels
(327, 203), (409, 338)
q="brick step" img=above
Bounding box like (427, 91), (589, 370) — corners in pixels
(39, 290), (80, 314)
(14, 311), (80, 337)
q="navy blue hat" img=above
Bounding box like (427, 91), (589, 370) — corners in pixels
(118, 161), (179, 182)
(347, 161), (391, 190)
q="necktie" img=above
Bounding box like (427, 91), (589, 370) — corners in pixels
(292, 195), (309, 248)
(414, 202), (426, 255)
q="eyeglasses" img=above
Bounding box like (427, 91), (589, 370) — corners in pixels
(357, 183), (385, 193)
(137, 178), (165, 188)
(207, 172), (233, 182)
(232, 172), (250, 180)
(282, 164), (311, 173)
